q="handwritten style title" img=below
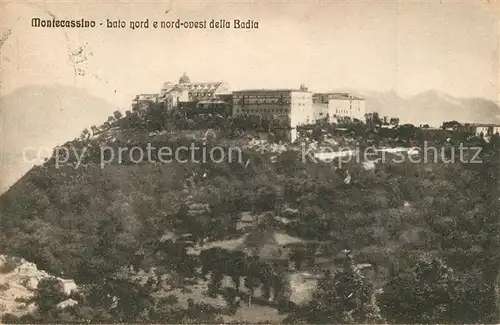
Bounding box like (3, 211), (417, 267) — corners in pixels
(31, 18), (260, 30)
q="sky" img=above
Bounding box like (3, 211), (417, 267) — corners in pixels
(1, 0), (499, 109)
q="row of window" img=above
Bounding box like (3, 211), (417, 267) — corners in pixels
(187, 84), (217, 89)
(335, 107), (361, 114)
(197, 104), (226, 109)
(188, 92), (214, 97)
(236, 108), (290, 114)
(234, 94), (291, 99)
(234, 100), (311, 105)
(234, 99), (290, 105)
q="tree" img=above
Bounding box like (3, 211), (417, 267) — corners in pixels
(80, 128), (90, 140)
(286, 257), (385, 324)
(311, 126), (323, 142)
(102, 277), (155, 322)
(441, 120), (461, 130)
(389, 118), (399, 127)
(113, 110), (123, 120)
(365, 112), (382, 128)
(31, 278), (67, 316)
(394, 123), (418, 143)
(380, 253), (464, 323)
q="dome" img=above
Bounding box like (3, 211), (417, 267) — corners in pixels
(179, 72), (191, 84)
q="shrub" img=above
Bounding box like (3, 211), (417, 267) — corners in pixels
(0, 256), (22, 274)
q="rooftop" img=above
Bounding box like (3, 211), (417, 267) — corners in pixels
(180, 82), (223, 87)
(233, 89), (311, 93)
(314, 92), (365, 100)
(134, 94), (158, 100)
(172, 82), (225, 92)
(470, 123), (500, 127)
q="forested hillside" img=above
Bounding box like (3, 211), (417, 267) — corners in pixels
(1, 107), (499, 323)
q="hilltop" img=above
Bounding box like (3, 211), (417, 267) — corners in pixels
(0, 94), (499, 323)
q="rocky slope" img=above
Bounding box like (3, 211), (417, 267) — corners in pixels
(0, 255), (77, 318)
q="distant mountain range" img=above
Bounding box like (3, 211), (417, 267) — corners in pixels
(332, 89), (500, 126)
(0, 85), (116, 193)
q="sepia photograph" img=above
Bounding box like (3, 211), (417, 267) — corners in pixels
(0, 0), (499, 323)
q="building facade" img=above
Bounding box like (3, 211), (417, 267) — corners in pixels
(456, 123), (500, 137)
(192, 99), (231, 118)
(158, 73), (231, 113)
(313, 93), (366, 122)
(232, 88), (313, 141)
(132, 94), (159, 111)
(473, 124), (500, 137)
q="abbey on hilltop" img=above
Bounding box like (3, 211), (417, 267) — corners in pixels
(131, 73), (367, 141)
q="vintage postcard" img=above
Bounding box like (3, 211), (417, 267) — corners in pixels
(0, 0), (499, 323)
